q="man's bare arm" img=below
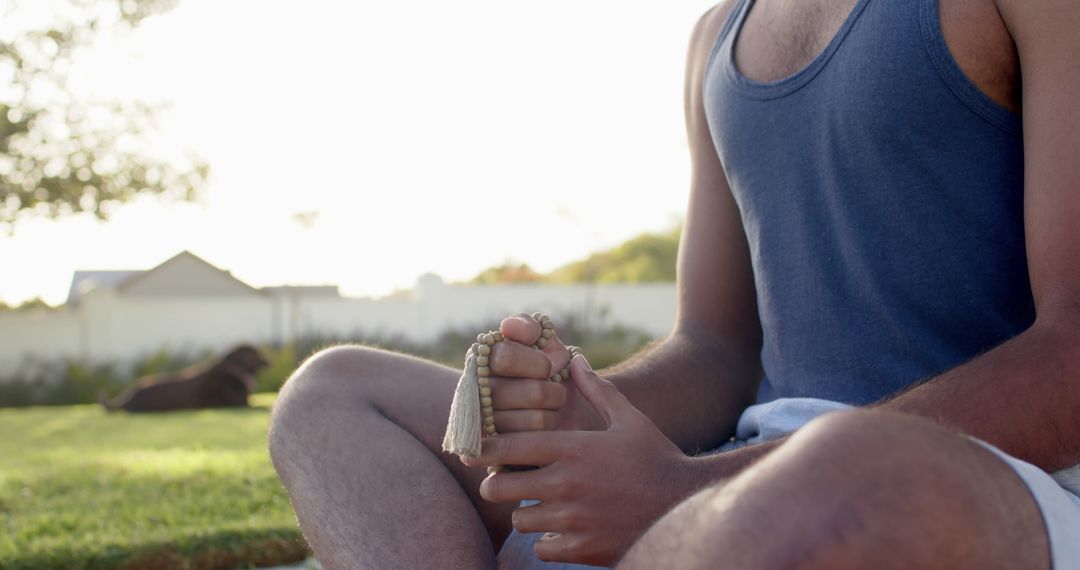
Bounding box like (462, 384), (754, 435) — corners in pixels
(880, 0), (1080, 472)
(597, 1), (761, 454)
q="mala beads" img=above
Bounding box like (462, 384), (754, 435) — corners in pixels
(442, 313), (582, 473)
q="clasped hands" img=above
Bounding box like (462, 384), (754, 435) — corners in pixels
(460, 313), (693, 566)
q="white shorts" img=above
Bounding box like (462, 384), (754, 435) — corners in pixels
(498, 398), (1080, 569)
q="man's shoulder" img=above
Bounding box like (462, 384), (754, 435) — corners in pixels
(685, 0), (739, 99)
(690, 1), (739, 54)
(686, 0), (740, 76)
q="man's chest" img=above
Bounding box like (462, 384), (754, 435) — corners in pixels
(733, 0), (1020, 112)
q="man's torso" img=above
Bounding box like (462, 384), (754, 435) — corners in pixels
(701, 0), (1032, 404)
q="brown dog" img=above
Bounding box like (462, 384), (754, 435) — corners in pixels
(99, 345), (269, 412)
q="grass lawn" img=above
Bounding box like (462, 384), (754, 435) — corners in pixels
(0, 394), (309, 569)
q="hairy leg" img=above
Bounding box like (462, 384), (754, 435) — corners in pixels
(620, 409), (1051, 570)
(268, 346), (514, 570)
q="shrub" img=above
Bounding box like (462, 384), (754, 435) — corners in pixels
(0, 319), (658, 408)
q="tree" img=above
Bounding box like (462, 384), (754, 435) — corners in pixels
(0, 0), (207, 229)
(467, 225), (683, 285)
(546, 226), (681, 284)
(469, 261), (544, 285)
(0, 296), (54, 311)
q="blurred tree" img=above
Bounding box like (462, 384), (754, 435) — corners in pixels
(469, 261), (544, 285)
(0, 0), (207, 229)
(468, 226), (682, 285)
(0, 296), (54, 311)
(545, 226), (681, 284)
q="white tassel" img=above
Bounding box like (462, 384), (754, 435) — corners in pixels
(442, 345), (483, 458)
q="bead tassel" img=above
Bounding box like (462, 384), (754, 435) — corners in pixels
(441, 345), (483, 458)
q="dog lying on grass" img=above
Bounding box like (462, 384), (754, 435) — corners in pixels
(99, 345), (269, 412)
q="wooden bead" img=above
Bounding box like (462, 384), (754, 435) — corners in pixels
(480, 386), (492, 397)
(488, 465), (502, 474)
(560, 368), (570, 380)
(536, 338), (548, 349)
(476, 334), (486, 344)
(541, 329), (554, 339)
(482, 406), (493, 415)
(479, 377), (491, 387)
(478, 366), (491, 377)
(493, 331), (504, 342)
(481, 397), (492, 407)
(542, 320), (555, 330)
(483, 416), (495, 426)
(477, 345), (491, 356)
(531, 312), (542, 321)
(538, 313), (549, 323)
(484, 424), (497, 435)
(483, 333), (495, 345)
(477, 356), (489, 366)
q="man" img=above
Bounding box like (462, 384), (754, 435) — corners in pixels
(269, 0), (1080, 567)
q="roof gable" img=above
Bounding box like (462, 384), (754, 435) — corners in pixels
(117, 251), (260, 297)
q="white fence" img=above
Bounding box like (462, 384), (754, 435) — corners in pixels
(0, 278), (677, 378)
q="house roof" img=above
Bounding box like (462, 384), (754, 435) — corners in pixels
(116, 251), (261, 296)
(66, 251), (261, 305)
(66, 270), (143, 306)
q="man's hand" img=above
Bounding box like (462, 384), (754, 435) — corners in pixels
(464, 354), (698, 566)
(487, 313), (602, 432)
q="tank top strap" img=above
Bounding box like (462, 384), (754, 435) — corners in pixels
(704, 0), (753, 85)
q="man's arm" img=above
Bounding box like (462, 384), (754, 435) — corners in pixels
(881, 0), (1080, 473)
(596, 0), (761, 454)
(489, 1), (758, 451)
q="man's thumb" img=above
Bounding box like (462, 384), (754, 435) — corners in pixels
(499, 313), (542, 346)
(570, 354), (629, 428)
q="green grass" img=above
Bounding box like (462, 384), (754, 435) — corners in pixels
(0, 394), (309, 569)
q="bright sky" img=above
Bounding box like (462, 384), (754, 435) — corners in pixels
(0, 0), (718, 305)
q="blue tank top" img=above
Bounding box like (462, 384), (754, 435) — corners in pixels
(703, 0), (1034, 405)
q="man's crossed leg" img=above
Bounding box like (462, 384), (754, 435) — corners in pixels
(269, 342), (1051, 569)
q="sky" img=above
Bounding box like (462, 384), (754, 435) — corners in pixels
(0, 0), (719, 305)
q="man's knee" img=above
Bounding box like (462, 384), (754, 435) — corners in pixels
(785, 409), (1046, 567)
(278, 345), (380, 400)
(626, 409), (1047, 569)
(789, 408), (940, 463)
(779, 409), (997, 522)
(268, 345), (384, 462)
